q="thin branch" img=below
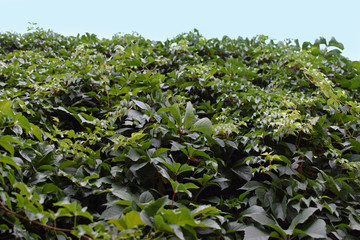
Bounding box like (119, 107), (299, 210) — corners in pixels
(0, 200), (92, 240)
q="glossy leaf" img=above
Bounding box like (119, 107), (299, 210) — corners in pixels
(244, 226), (270, 240)
(190, 118), (213, 136)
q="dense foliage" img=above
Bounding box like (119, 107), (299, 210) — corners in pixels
(0, 25), (360, 239)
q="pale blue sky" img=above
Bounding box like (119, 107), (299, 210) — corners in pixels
(1, 0), (359, 60)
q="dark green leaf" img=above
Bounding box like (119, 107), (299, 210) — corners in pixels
(140, 196), (167, 227)
(328, 37), (344, 50)
(303, 219), (327, 238)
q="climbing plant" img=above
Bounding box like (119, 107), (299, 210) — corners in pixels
(0, 25), (359, 239)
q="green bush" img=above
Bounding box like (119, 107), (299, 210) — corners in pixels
(0, 25), (359, 239)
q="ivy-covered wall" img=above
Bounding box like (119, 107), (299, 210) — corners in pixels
(0, 28), (359, 239)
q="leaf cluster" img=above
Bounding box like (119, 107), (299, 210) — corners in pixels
(0, 26), (360, 239)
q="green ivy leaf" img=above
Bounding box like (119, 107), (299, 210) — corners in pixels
(241, 205), (276, 226)
(162, 208), (197, 227)
(328, 37), (344, 50)
(191, 205), (219, 217)
(190, 118), (212, 136)
(302, 219), (327, 238)
(349, 214), (360, 231)
(140, 196), (168, 227)
(0, 156), (20, 169)
(108, 211), (145, 230)
(183, 102), (195, 127)
(244, 226), (270, 240)
(53, 199), (93, 221)
(240, 181), (267, 191)
(30, 124), (43, 142)
(152, 148), (170, 157)
(0, 99), (13, 117)
(154, 215), (175, 233)
(286, 207), (318, 235)
(170, 103), (182, 125)
(0, 137), (14, 156)
(133, 99), (150, 110)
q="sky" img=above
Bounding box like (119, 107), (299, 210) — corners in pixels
(1, 0), (359, 60)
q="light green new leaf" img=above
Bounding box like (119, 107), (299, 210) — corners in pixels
(30, 124), (43, 142)
(178, 163), (194, 174)
(170, 103), (182, 125)
(140, 196), (168, 227)
(15, 114), (31, 134)
(183, 102), (195, 127)
(152, 148), (170, 157)
(190, 118), (212, 136)
(53, 200), (93, 221)
(0, 138), (14, 156)
(0, 156), (20, 169)
(162, 208), (197, 227)
(54, 208), (72, 218)
(191, 205), (219, 217)
(162, 161), (180, 173)
(108, 211), (145, 230)
(154, 215), (174, 233)
(0, 99), (13, 117)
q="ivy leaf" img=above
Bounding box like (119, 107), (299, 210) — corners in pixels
(133, 99), (150, 110)
(15, 114), (31, 134)
(183, 102), (195, 127)
(170, 103), (181, 125)
(0, 137), (14, 156)
(0, 99), (13, 117)
(286, 207), (318, 235)
(162, 208), (197, 227)
(154, 214), (175, 234)
(349, 139), (360, 153)
(302, 219), (327, 238)
(110, 184), (137, 202)
(152, 148), (170, 157)
(328, 37), (344, 50)
(240, 181), (267, 191)
(349, 214), (360, 231)
(178, 163), (194, 174)
(190, 118), (212, 136)
(0, 156), (20, 169)
(232, 166), (252, 181)
(244, 226), (270, 240)
(53, 199), (93, 221)
(191, 205), (219, 217)
(241, 205), (276, 226)
(108, 211), (144, 230)
(30, 124), (43, 142)
(140, 196), (168, 227)
(139, 191), (154, 203)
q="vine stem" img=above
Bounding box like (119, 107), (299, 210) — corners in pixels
(171, 191), (176, 208)
(0, 200), (92, 240)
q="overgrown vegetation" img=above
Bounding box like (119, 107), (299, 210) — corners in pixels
(0, 25), (360, 239)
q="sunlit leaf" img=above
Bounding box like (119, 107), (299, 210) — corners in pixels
(190, 118), (212, 136)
